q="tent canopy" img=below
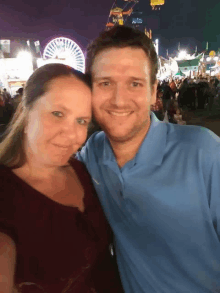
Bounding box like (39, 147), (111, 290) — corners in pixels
(175, 70), (185, 76)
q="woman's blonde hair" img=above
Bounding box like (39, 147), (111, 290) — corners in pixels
(0, 63), (91, 168)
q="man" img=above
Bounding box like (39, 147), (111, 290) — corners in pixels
(77, 26), (220, 292)
(2, 88), (11, 105)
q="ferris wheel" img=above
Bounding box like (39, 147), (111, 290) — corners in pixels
(43, 37), (85, 73)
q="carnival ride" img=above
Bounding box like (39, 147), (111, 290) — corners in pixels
(150, 0), (165, 10)
(106, 0), (137, 28)
(106, 0), (165, 30)
(43, 37), (85, 73)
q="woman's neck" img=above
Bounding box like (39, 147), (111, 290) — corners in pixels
(12, 161), (69, 180)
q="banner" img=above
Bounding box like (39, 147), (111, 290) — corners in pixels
(0, 40), (10, 53)
(34, 40), (40, 53)
(150, 0), (165, 5)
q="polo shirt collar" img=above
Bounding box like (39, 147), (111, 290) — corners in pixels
(102, 112), (167, 167)
(134, 112), (167, 166)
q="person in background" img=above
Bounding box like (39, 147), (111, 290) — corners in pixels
(208, 78), (217, 113)
(12, 87), (23, 111)
(2, 88), (11, 105)
(0, 90), (4, 107)
(160, 80), (173, 112)
(0, 93), (5, 124)
(173, 108), (186, 125)
(150, 85), (164, 121)
(77, 26), (220, 293)
(169, 78), (177, 99)
(178, 78), (189, 108)
(0, 63), (123, 293)
(0, 88), (13, 125)
(197, 79), (210, 109)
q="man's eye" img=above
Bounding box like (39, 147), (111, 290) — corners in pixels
(132, 82), (142, 87)
(52, 111), (63, 117)
(99, 81), (110, 87)
(77, 118), (89, 125)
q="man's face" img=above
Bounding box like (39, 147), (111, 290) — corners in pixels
(91, 47), (157, 143)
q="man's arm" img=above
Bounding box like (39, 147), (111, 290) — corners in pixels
(207, 146), (220, 240)
(0, 232), (16, 293)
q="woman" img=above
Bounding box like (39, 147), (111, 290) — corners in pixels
(0, 64), (124, 293)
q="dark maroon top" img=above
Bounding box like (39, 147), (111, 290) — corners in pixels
(0, 159), (124, 293)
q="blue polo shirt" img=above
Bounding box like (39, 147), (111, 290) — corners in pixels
(77, 113), (220, 293)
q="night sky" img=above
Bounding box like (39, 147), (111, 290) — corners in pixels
(0, 0), (219, 57)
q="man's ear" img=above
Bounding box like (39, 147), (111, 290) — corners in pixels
(150, 80), (158, 105)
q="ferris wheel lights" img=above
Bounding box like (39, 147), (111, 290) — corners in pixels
(43, 37), (85, 73)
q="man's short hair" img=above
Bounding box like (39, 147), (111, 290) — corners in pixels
(86, 25), (158, 87)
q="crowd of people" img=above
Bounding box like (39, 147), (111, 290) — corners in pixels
(151, 76), (220, 124)
(0, 87), (23, 134)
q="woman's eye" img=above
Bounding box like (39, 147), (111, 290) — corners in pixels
(52, 111), (63, 117)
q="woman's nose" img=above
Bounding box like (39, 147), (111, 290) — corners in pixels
(61, 120), (78, 139)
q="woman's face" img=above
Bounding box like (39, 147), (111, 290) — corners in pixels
(24, 75), (92, 167)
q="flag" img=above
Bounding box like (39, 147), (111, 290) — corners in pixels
(0, 40), (10, 53)
(196, 53), (204, 60)
(206, 42), (209, 51)
(163, 111), (169, 123)
(34, 40), (40, 53)
(145, 28), (150, 38)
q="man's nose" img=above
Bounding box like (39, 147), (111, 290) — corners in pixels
(111, 85), (127, 106)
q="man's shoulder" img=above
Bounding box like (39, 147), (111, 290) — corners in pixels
(86, 131), (106, 148)
(77, 131), (106, 164)
(166, 123), (220, 152)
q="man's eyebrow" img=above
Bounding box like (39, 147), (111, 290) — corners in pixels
(93, 77), (111, 81)
(129, 77), (147, 82)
